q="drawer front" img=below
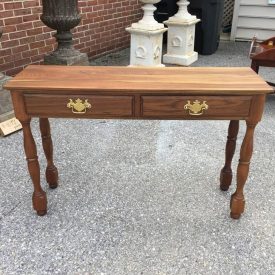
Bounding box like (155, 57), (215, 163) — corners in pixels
(24, 94), (134, 118)
(141, 96), (252, 118)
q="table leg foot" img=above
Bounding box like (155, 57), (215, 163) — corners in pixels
(220, 169), (232, 191)
(230, 193), (245, 219)
(46, 165), (58, 189)
(32, 190), (47, 215)
(230, 212), (241, 219)
(37, 210), (47, 216)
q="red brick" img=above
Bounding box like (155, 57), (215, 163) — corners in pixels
(75, 43), (85, 50)
(33, 20), (44, 28)
(4, 53), (22, 63)
(4, 17), (23, 26)
(31, 54), (44, 63)
(0, 48), (12, 57)
(31, 7), (42, 14)
(42, 26), (53, 33)
(93, 5), (104, 12)
(3, 25), (17, 32)
(45, 38), (56, 46)
(14, 58), (31, 68)
(80, 36), (91, 43)
(4, 2), (23, 10)
(6, 67), (23, 77)
(19, 36), (36, 45)
(1, 40), (19, 48)
(23, 14), (40, 22)
(17, 22), (33, 31)
(9, 31), (27, 40)
(0, 11), (14, 18)
(27, 27), (43, 36)
(78, 1), (88, 8)
(14, 9), (32, 16)
(0, 58), (5, 66)
(35, 33), (51, 41)
(3, 56), (12, 64)
(12, 45), (30, 54)
(1, 62), (15, 72)
(24, 1), (39, 8)
(38, 45), (54, 54)
(0, 33), (9, 42)
(30, 41), (45, 49)
(22, 49), (39, 58)
(87, 1), (97, 7)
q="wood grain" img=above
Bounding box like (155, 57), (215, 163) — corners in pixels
(39, 118), (58, 189)
(220, 120), (239, 191)
(5, 65), (273, 95)
(21, 119), (47, 216)
(231, 122), (256, 219)
(24, 94), (134, 118)
(141, 96), (252, 118)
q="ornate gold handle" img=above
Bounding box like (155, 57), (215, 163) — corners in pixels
(184, 100), (208, 116)
(67, 98), (92, 114)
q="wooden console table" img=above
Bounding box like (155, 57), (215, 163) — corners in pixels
(5, 65), (272, 219)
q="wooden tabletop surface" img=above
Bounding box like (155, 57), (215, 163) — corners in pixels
(5, 65), (273, 95)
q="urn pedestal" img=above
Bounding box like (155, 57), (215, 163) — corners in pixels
(163, 0), (200, 66)
(126, 0), (167, 67)
(41, 0), (89, 66)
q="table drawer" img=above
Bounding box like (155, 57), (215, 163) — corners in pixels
(141, 96), (252, 119)
(24, 94), (134, 118)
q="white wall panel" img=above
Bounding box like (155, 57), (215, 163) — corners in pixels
(237, 17), (275, 30)
(241, 0), (273, 5)
(239, 6), (275, 18)
(236, 28), (275, 40)
(231, 1), (275, 41)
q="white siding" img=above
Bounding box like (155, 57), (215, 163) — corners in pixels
(241, 0), (273, 5)
(231, 0), (275, 41)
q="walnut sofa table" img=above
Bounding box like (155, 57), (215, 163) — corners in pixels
(5, 65), (272, 219)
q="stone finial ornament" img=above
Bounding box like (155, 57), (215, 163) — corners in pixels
(163, 0), (200, 66)
(126, 0), (167, 67)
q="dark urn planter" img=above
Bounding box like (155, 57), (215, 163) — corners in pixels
(41, 0), (89, 65)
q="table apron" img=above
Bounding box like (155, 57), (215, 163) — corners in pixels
(21, 93), (255, 120)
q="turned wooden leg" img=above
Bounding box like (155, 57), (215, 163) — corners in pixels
(230, 122), (257, 219)
(39, 118), (58, 189)
(21, 119), (47, 216)
(220, 120), (239, 191)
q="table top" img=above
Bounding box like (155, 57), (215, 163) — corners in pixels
(5, 65), (272, 95)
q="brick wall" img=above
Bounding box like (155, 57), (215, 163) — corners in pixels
(0, 0), (142, 76)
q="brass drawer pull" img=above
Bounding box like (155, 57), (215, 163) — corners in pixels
(184, 100), (208, 116)
(67, 98), (91, 114)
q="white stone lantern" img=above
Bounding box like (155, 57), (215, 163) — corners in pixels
(163, 0), (200, 66)
(126, 0), (167, 67)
